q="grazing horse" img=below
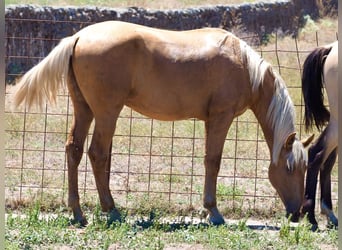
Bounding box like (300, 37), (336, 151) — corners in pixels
(301, 41), (338, 230)
(13, 21), (313, 226)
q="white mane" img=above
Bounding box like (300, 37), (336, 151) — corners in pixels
(240, 40), (296, 164)
(267, 74), (296, 163)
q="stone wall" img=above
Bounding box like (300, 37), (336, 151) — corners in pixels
(5, 0), (335, 83)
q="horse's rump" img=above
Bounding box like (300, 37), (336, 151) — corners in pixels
(301, 43), (334, 131)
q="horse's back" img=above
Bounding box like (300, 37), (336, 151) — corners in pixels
(75, 21), (238, 57)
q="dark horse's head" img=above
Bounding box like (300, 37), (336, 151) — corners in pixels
(268, 133), (314, 222)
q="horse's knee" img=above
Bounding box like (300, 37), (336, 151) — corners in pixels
(302, 198), (314, 213)
(66, 140), (83, 167)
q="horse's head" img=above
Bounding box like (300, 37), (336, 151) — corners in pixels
(268, 133), (314, 222)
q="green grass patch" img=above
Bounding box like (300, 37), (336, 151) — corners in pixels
(5, 203), (338, 249)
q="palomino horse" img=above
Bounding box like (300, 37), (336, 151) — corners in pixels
(13, 21), (313, 226)
(301, 41), (338, 230)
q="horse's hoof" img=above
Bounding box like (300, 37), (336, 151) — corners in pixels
(327, 223), (338, 230)
(107, 208), (122, 226)
(327, 218), (338, 230)
(310, 224), (318, 232)
(207, 214), (225, 226)
(327, 214), (338, 228)
(71, 216), (88, 227)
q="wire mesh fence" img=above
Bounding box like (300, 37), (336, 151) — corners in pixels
(5, 16), (338, 218)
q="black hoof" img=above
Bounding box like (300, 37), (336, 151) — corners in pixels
(107, 208), (122, 226)
(327, 215), (338, 229)
(310, 223), (318, 232)
(71, 216), (88, 227)
(327, 220), (338, 230)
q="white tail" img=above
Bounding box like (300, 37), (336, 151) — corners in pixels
(12, 35), (79, 110)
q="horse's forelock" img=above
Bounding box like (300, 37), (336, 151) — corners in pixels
(287, 140), (307, 172)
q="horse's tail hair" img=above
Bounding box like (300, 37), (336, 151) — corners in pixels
(12, 35), (79, 110)
(302, 44), (332, 132)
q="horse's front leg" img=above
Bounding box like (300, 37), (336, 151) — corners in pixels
(203, 115), (232, 225)
(320, 148), (338, 228)
(105, 141), (122, 224)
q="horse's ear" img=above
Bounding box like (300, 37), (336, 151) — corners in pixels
(301, 134), (314, 148)
(285, 132), (296, 150)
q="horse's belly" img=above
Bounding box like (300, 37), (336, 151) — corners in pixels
(125, 94), (207, 121)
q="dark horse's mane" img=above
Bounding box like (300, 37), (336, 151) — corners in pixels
(302, 46), (332, 131)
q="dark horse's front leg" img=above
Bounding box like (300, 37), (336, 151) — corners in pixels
(303, 148), (321, 230)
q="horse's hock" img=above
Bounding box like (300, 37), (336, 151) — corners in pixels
(4, 0), (337, 83)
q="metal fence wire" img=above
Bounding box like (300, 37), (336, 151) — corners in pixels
(5, 16), (338, 217)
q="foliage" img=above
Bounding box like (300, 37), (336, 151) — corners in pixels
(5, 203), (338, 249)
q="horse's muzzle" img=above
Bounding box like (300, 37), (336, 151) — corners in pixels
(286, 203), (301, 222)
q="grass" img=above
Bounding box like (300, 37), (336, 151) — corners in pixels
(5, 0), (258, 9)
(5, 203), (338, 249)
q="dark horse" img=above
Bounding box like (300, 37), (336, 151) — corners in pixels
(13, 21), (313, 226)
(301, 41), (338, 231)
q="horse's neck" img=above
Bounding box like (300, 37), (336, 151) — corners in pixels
(251, 72), (275, 158)
(251, 69), (295, 163)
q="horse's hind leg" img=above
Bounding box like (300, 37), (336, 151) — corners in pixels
(320, 147), (338, 228)
(66, 111), (93, 226)
(88, 113), (122, 223)
(66, 67), (94, 226)
(303, 131), (326, 230)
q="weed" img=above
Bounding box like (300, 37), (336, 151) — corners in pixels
(279, 215), (319, 248)
(217, 183), (244, 202)
(5, 206), (338, 249)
